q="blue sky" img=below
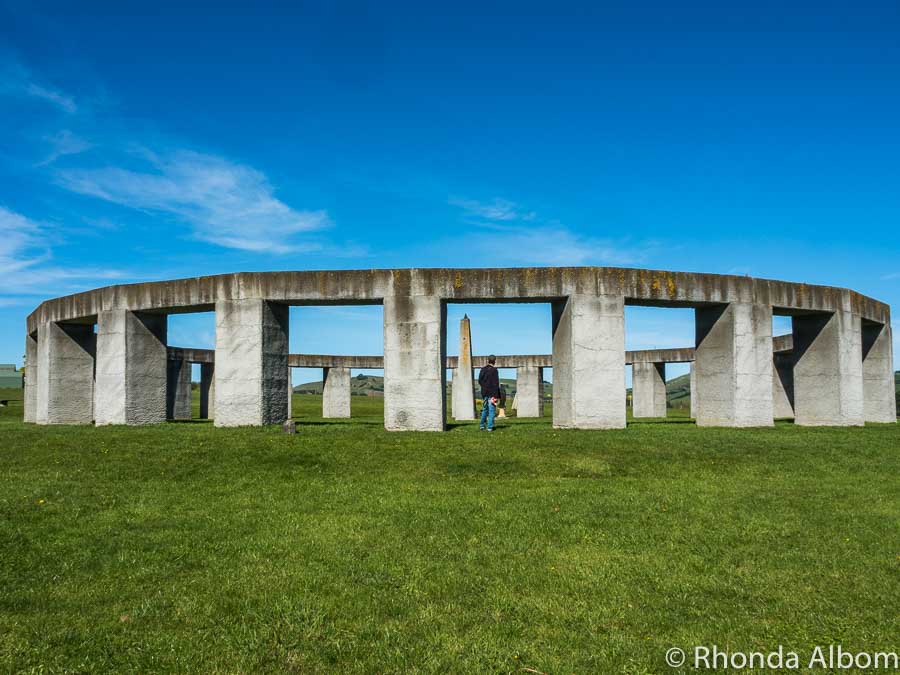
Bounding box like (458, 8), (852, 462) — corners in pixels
(1, 0), (898, 386)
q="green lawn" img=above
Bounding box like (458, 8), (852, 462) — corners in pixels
(1, 394), (897, 672)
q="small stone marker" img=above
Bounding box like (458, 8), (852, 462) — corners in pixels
(283, 420), (297, 434)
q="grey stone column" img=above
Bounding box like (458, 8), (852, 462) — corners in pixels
(689, 364), (696, 418)
(632, 362), (667, 418)
(451, 314), (475, 420)
(694, 302), (774, 427)
(861, 321), (896, 422)
(287, 367), (293, 420)
(516, 365), (544, 417)
(24, 333), (38, 423)
(792, 310), (864, 426)
(199, 363), (215, 420)
(383, 291), (446, 431)
(95, 310), (167, 425)
(166, 359), (192, 420)
(551, 293), (626, 429)
(772, 351), (795, 419)
(322, 366), (351, 418)
(214, 298), (290, 427)
(35, 322), (95, 425)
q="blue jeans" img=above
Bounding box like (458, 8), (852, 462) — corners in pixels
(480, 397), (496, 430)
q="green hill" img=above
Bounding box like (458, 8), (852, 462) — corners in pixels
(295, 375), (553, 401)
(296, 371), (899, 413)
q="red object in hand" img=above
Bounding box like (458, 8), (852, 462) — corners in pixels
(490, 397), (498, 405)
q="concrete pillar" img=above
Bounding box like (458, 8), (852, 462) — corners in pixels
(551, 293), (626, 429)
(694, 302), (774, 427)
(322, 366), (351, 418)
(792, 311), (864, 426)
(166, 359), (192, 420)
(214, 298), (290, 427)
(689, 364), (696, 418)
(95, 310), (167, 425)
(287, 367), (293, 420)
(772, 351), (795, 419)
(516, 365), (544, 417)
(199, 363), (215, 420)
(383, 292), (446, 431)
(632, 362), (667, 418)
(35, 322), (95, 425)
(452, 314), (475, 420)
(24, 333), (37, 423)
(861, 321), (897, 422)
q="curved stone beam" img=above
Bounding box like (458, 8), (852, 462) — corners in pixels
(26, 267), (892, 429)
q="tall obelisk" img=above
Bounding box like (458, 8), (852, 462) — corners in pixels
(452, 314), (476, 420)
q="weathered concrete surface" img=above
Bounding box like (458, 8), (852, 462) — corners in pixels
(214, 299), (290, 427)
(451, 315), (475, 420)
(322, 366), (351, 418)
(95, 311), (167, 425)
(861, 321), (897, 422)
(199, 363), (215, 420)
(773, 351), (795, 419)
(24, 333), (37, 423)
(166, 359), (192, 420)
(552, 293), (626, 429)
(516, 365), (544, 418)
(694, 302), (774, 427)
(35, 322), (95, 424)
(383, 275), (445, 431)
(287, 367), (293, 420)
(26, 268), (892, 334)
(792, 309), (864, 426)
(632, 362), (667, 418)
(689, 365), (696, 418)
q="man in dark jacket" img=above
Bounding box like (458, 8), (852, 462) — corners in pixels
(478, 355), (501, 431)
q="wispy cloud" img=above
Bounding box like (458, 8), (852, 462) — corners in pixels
(56, 149), (331, 254)
(880, 272), (900, 281)
(446, 196), (646, 266)
(1, 61), (77, 113)
(450, 197), (536, 222)
(37, 129), (93, 166)
(0, 206), (130, 300)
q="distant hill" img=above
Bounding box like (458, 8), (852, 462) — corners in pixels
(294, 374), (552, 400)
(296, 371), (900, 414)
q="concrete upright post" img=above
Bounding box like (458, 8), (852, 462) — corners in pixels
(861, 321), (897, 422)
(792, 310), (864, 426)
(632, 362), (667, 418)
(35, 322), (95, 425)
(694, 302), (774, 427)
(95, 310), (167, 425)
(24, 333), (38, 423)
(214, 298), (289, 427)
(166, 359), (192, 420)
(551, 293), (626, 429)
(452, 314), (475, 420)
(772, 350), (795, 419)
(516, 365), (544, 417)
(689, 364), (696, 418)
(199, 362), (215, 420)
(287, 367), (293, 420)
(383, 277), (446, 431)
(323, 366), (351, 418)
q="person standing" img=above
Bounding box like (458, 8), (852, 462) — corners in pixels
(478, 355), (501, 431)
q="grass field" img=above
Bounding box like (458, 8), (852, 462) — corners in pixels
(1, 392), (898, 672)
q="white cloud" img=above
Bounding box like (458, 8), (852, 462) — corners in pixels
(25, 82), (77, 113)
(1, 61), (77, 113)
(0, 206), (130, 299)
(450, 197), (536, 222)
(56, 149), (331, 253)
(459, 223), (645, 266)
(37, 130), (93, 165)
